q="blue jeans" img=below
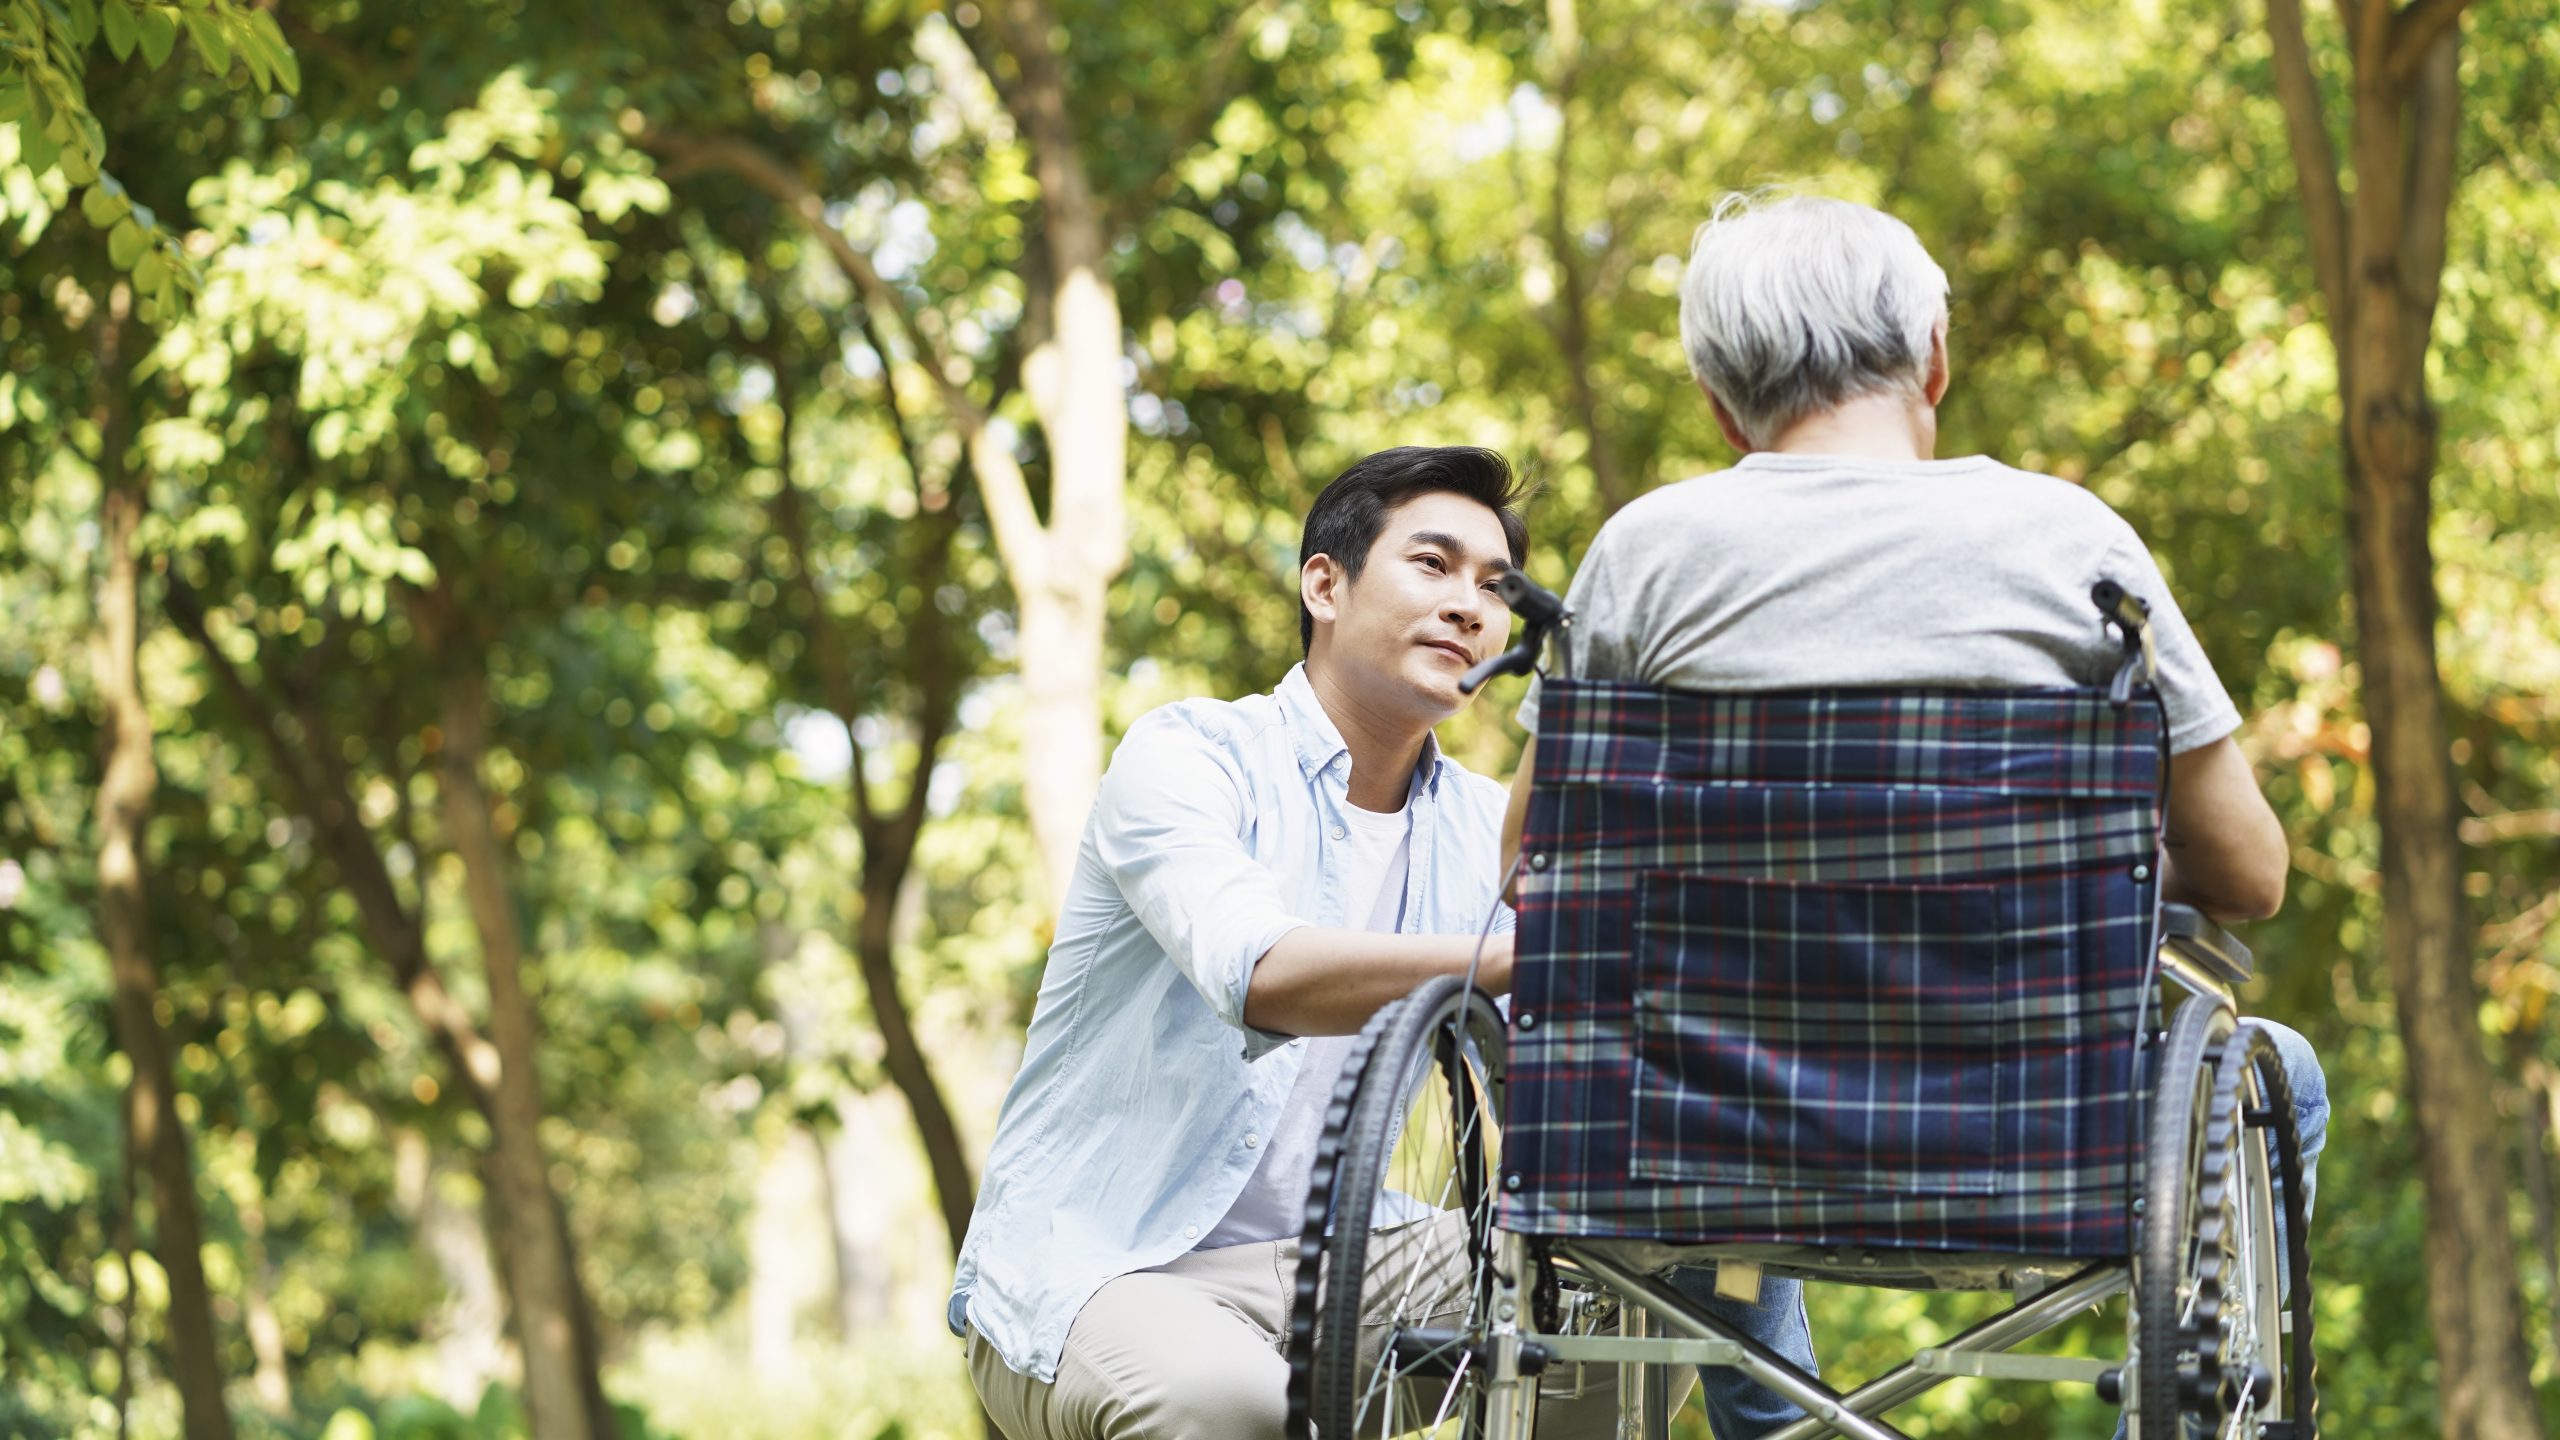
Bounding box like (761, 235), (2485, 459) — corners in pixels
(1670, 1020), (2330, 1439)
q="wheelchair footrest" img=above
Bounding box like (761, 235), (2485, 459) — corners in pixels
(1910, 1349), (2114, 1385)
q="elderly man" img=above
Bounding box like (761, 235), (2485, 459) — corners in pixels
(1502, 193), (2331, 1438)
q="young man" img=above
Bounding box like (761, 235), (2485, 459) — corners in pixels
(1504, 192), (2330, 1439)
(950, 446), (1613, 1439)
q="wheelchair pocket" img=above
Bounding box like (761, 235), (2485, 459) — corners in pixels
(1629, 872), (2010, 1196)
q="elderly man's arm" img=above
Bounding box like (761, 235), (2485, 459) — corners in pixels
(2160, 735), (2289, 922)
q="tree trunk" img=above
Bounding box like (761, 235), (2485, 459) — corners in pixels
(236, 1184), (293, 1414)
(90, 293), (237, 1440)
(1539, 0), (1625, 514)
(989, 0), (1129, 916)
(2518, 1061), (2560, 1369)
(815, 1112), (890, 1335)
(2273, 8), (2546, 1434)
(1011, 584), (1108, 915)
(392, 1128), (511, 1412)
(854, 855), (977, 1262)
(436, 669), (610, 1440)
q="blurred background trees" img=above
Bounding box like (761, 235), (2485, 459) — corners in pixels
(3, 2), (2555, 1438)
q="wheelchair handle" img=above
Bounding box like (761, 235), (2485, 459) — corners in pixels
(1460, 564), (1570, 694)
(2091, 580), (2159, 708)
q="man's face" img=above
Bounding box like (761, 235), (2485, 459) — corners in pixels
(1304, 491), (1515, 721)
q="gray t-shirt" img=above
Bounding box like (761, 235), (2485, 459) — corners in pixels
(1519, 453), (2241, 754)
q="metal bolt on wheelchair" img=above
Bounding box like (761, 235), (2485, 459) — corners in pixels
(1283, 573), (2316, 1440)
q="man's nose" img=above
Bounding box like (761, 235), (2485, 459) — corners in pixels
(1443, 592), (1484, 631)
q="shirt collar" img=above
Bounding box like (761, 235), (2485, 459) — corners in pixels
(1276, 663), (1445, 800)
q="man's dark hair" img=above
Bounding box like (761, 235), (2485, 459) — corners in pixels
(1298, 445), (1531, 656)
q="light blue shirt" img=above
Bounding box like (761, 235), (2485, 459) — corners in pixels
(948, 664), (1516, 1382)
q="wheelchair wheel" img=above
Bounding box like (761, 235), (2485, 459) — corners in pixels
(2133, 1000), (2316, 1438)
(1284, 975), (1508, 1440)
(2227, 1021), (2319, 1437)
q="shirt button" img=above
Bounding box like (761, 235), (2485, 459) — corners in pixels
(1290, 1037), (1305, 1047)
(1330, 824), (1347, 840)
(1245, 1133), (1260, 1148)
(1184, 1225), (1199, 1239)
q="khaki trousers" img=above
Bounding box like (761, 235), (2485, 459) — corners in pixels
(967, 1212), (1646, 1440)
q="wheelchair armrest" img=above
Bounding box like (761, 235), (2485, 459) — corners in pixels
(2160, 903), (2253, 985)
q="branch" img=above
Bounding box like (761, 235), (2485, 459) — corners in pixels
(640, 125), (1054, 590)
(1104, 0), (1280, 234)
(2268, 0), (2353, 328)
(2340, 0), (2392, 69)
(883, 507), (967, 871)
(855, 303), (940, 511)
(173, 572), (502, 1116)
(764, 357), (879, 839)
(2463, 809), (2560, 846)
(165, 575), (333, 828)
(2387, 0), (2475, 86)
(638, 129), (988, 432)
(2396, 22), (2460, 394)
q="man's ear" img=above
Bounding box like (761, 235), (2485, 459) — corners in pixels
(1923, 318), (1951, 407)
(1301, 553), (1346, 640)
(1704, 384), (1754, 454)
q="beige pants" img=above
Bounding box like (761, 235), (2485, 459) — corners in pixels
(967, 1213), (1644, 1440)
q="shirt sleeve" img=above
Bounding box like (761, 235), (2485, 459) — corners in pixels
(1516, 523), (1630, 735)
(1088, 708), (1307, 1060)
(2094, 529), (2244, 754)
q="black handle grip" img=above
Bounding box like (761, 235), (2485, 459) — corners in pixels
(1494, 565), (1566, 627)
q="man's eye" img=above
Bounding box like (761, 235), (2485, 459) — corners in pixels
(1416, 554), (1445, 572)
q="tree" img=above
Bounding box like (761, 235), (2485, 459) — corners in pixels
(2263, 1), (2543, 1434)
(89, 282), (234, 1440)
(2, 10), (303, 1437)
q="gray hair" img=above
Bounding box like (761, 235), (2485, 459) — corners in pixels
(1676, 193), (1951, 447)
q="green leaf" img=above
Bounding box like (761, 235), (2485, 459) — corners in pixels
(100, 0), (137, 59)
(19, 124), (59, 178)
(249, 8), (296, 92)
(59, 140), (99, 185)
(0, 83), (26, 124)
(78, 177), (128, 229)
(182, 11), (231, 74)
(132, 248), (167, 295)
(59, 0), (100, 47)
(109, 216), (147, 269)
(236, 23), (273, 91)
(134, 5), (175, 67)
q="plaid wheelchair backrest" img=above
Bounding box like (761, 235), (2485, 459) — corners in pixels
(1502, 680), (2166, 1258)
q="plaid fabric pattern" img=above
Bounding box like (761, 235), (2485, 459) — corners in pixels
(1502, 682), (2164, 1257)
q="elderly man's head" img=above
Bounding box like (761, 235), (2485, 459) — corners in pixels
(1677, 194), (1951, 451)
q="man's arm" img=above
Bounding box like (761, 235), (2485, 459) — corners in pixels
(1500, 746), (1535, 892)
(2160, 735), (2289, 921)
(1243, 929), (1512, 1037)
(1099, 708), (1521, 1051)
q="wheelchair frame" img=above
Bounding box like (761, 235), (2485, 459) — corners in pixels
(1467, 917), (2286, 1440)
(1285, 571), (2316, 1440)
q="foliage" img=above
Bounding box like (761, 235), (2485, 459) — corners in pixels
(0, 0), (295, 317)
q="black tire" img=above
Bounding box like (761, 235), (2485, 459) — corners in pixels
(2134, 994), (2236, 1438)
(2236, 1021), (2320, 1438)
(1283, 975), (1508, 1440)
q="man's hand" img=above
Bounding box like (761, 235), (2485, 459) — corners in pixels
(1242, 929), (1514, 1039)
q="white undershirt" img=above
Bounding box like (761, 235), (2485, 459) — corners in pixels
(1196, 798), (1411, 1249)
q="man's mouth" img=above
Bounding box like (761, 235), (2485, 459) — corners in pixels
(1421, 639), (1473, 665)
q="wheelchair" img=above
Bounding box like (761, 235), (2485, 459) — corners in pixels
(1282, 574), (2317, 1439)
